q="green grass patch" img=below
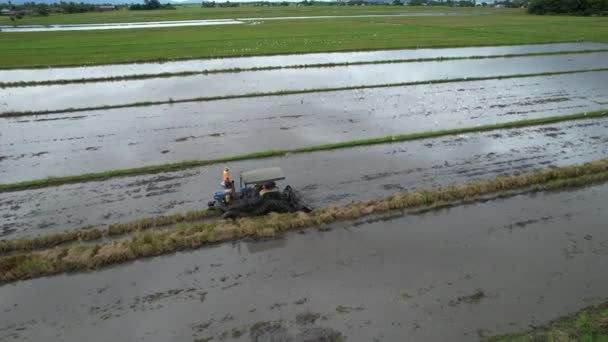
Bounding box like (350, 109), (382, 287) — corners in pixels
(0, 5), (494, 26)
(2, 49), (607, 87)
(1, 109), (606, 193)
(1, 159), (608, 283)
(3, 68), (607, 117)
(1, 9), (607, 68)
(0, 208), (220, 254)
(486, 302), (608, 341)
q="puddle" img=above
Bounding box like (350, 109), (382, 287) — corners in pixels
(1, 184), (607, 341)
(1, 42), (607, 83)
(2, 52), (607, 114)
(1, 71), (607, 183)
(2, 117), (607, 240)
(0, 19), (243, 32)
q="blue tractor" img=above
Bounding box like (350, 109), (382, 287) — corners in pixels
(207, 167), (310, 219)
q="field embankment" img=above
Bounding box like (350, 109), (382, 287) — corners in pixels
(1, 159), (608, 284)
(2, 116), (607, 240)
(487, 303), (608, 341)
(1, 169), (608, 341)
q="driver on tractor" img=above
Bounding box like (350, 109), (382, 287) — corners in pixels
(221, 166), (235, 204)
(222, 166), (231, 187)
(224, 180), (233, 205)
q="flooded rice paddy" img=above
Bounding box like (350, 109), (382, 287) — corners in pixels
(2, 43), (607, 83)
(2, 71), (607, 182)
(1, 43), (608, 341)
(1, 184), (607, 341)
(2, 52), (608, 114)
(2, 117), (606, 240)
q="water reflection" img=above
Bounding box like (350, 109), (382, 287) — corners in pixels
(2, 42), (607, 83)
(2, 52), (607, 114)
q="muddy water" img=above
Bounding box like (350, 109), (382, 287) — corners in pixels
(1, 185), (607, 341)
(2, 72), (607, 182)
(2, 52), (608, 114)
(2, 43), (606, 83)
(2, 118), (607, 240)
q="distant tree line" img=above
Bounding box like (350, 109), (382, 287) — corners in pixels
(0, 2), (119, 19)
(408, 0), (475, 6)
(129, 0), (175, 10)
(528, 0), (607, 15)
(201, 1), (240, 7)
(298, 0), (475, 7)
(492, 0), (528, 8)
(249, 1), (290, 6)
(193, 0), (475, 8)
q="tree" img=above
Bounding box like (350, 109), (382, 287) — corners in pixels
(36, 4), (49, 16)
(392, 0), (403, 4)
(130, 0), (174, 11)
(586, 0), (608, 12)
(528, 0), (587, 14)
(144, 0), (161, 9)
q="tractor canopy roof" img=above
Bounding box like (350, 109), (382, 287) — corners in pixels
(240, 167), (285, 185)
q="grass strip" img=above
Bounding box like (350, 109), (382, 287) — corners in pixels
(2, 68), (607, 118)
(485, 302), (608, 341)
(0, 41), (588, 71)
(0, 208), (220, 255)
(3, 49), (607, 88)
(1, 109), (607, 193)
(1, 159), (608, 284)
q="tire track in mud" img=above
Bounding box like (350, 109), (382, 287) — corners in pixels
(2, 71), (607, 183)
(1, 184), (607, 341)
(1, 117), (607, 240)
